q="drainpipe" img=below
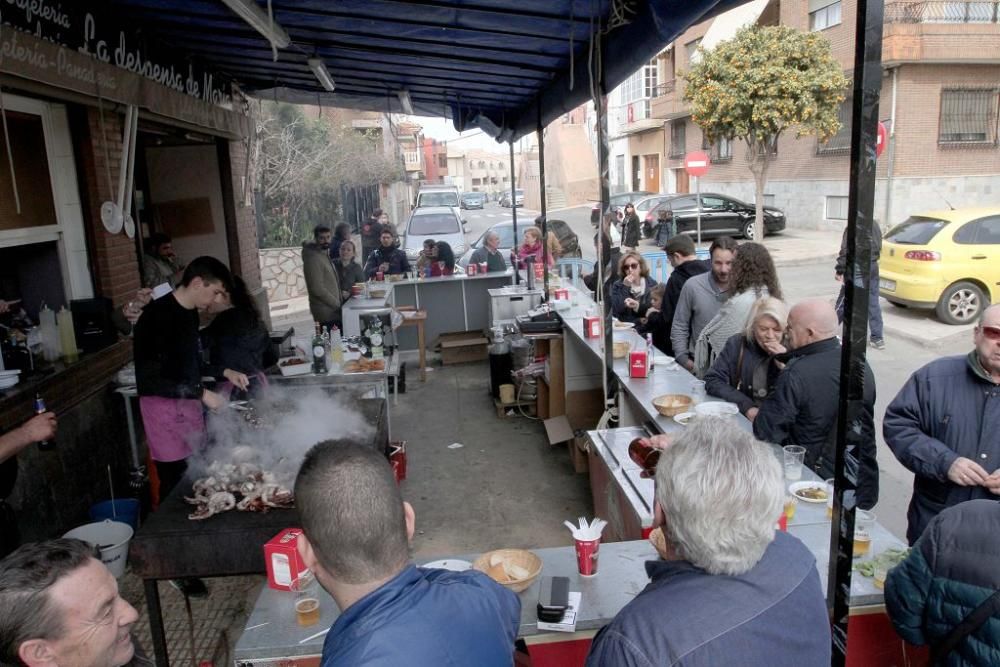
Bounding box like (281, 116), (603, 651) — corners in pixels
(883, 66), (898, 231)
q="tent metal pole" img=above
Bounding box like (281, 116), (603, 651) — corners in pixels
(538, 106), (549, 301)
(595, 34), (613, 412)
(509, 141), (519, 285)
(829, 0), (884, 662)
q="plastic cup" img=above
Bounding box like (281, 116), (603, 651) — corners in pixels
(825, 478), (835, 519)
(783, 445), (806, 481)
(690, 380), (706, 404)
(783, 496), (798, 521)
(575, 537), (601, 576)
(291, 573), (320, 627)
(479, 262), (488, 274)
(853, 509), (875, 558)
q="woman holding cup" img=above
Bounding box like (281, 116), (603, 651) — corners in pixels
(610, 252), (659, 324)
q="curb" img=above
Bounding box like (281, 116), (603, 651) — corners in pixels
(882, 322), (971, 351)
(773, 253), (839, 268)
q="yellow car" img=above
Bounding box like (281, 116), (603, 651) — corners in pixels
(879, 207), (1000, 325)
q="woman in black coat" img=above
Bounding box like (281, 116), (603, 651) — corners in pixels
(703, 296), (788, 421)
(620, 203), (641, 251)
(610, 251), (658, 324)
(202, 276), (275, 397)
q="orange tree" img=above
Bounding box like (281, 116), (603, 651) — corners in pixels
(684, 25), (848, 242)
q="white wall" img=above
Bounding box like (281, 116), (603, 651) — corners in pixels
(145, 145), (230, 266)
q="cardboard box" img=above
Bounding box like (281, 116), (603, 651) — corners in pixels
(629, 350), (649, 378)
(583, 316), (601, 338)
(438, 331), (489, 365)
(264, 528), (309, 591)
(544, 415), (574, 448)
(565, 389), (604, 431)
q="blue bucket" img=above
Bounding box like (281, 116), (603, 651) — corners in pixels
(89, 499), (140, 530)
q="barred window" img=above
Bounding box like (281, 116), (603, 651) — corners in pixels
(669, 121), (686, 158)
(819, 96), (852, 154)
(939, 89), (998, 144)
(703, 133), (732, 162)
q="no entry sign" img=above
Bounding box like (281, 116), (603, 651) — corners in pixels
(876, 121), (887, 158)
(684, 151), (710, 177)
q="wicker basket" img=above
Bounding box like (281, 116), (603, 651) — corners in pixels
(652, 393), (693, 417)
(472, 549), (543, 593)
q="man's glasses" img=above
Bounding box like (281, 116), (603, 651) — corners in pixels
(624, 263), (639, 269)
(981, 325), (1000, 340)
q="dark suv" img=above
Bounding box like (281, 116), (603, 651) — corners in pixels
(650, 193), (786, 243)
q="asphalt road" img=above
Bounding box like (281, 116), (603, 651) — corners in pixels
(458, 203), (979, 541)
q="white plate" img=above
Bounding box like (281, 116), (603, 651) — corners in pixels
(789, 481), (829, 504)
(694, 402), (740, 417)
(422, 559), (472, 572)
(612, 320), (635, 329)
(124, 213), (136, 239)
(0, 377), (19, 389)
(0, 369), (21, 377)
(673, 411), (695, 426)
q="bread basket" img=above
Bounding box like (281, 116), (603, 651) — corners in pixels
(472, 548), (542, 593)
(652, 393), (693, 417)
(612, 341), (632, 358)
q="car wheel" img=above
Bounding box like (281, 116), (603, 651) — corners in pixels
(935, 281), (986, 325)
(742, 220), (755, 240)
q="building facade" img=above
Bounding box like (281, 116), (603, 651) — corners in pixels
(649, 0), (1000, 229)
(447, 149), (512, 197)
(422, 138), (449, 184)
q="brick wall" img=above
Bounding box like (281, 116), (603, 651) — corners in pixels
(219, 138), (262, 292)
(73, 107), (142, 308)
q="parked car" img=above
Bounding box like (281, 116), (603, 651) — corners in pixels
(879, 207), (1000, 325)
(414, 185), (460, 209)
(403, 206), (467, 262)
(457, 220), (517, 269)
(590, 191), (652, 224)
(460, 192), (487, 209)
(649, 193), (785, 243)
(500, 189), (525, 207)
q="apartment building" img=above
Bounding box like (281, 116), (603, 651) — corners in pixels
(615, 0), (1000, 230)
(422, 138), (449, 184)
(446, 149), (513, 196)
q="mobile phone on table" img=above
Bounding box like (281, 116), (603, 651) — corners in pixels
(536, 575), (569, 623)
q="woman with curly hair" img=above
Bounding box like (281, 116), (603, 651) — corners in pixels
(693, 242), (782, 377)
(610, 251), (659, 324)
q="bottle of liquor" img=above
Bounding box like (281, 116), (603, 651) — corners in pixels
(34, 393), (55, 450)
(311, 323), (328, 375)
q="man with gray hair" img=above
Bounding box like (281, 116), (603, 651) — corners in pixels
(586, 420), (830, 666)
(884, 303), (1000, 544)
(468, 230), (508, 272)
(0, 539), (141, 667)
(754, 299), (880, 509)
(294, 440), (520, 666)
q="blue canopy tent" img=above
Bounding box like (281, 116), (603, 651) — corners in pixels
(102, 2), (884, 666)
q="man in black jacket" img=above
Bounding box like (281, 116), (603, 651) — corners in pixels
(658, 235), (709, 356)
(754, 299), (880, 509)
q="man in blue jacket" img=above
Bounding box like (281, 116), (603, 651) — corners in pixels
(884, 303), (1000, 544)
(586, 419), (830, 667)
(294, 440), (521, 666)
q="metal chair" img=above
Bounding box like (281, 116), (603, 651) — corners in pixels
(640, 250), (671, 284)
(555, 258), (594, 286)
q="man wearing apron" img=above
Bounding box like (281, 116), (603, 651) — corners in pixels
(0, 412), (57, 558)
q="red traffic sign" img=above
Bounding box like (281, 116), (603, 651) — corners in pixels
(684, 151), (710, 177)
(876, 121), (887, 158)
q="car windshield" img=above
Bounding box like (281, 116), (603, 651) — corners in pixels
(474, 225), (515, 248)
(409, 213), (461, 236)
(885, 216), (949, 245)
(515, 189), (524, 196)
(419, 192), (459, 207)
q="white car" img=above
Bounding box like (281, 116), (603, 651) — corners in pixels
(403, 206), (467, 261)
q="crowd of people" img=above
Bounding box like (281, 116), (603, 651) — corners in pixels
(1, 202), (997, 667)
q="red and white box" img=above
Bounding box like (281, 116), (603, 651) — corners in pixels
(629, 350), (649, 378)
(466, 263), (478, 276)
(553, 288), (569, 300)
(264, 528), (310, 591)
(583, 316), (601, 338)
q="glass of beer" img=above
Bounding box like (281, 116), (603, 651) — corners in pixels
(783, 496), (798, 521)
(825, 478), (835, 520)
(292, 572), (320, 627)
(853, 509), (875, 558)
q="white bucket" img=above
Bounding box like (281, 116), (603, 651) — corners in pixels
(63, 520), (134, 578)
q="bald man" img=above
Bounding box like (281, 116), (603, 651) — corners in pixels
(754, 299), (880, 509)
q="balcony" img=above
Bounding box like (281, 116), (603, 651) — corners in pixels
(884, 2), (1000, 64)
(403, 150), (422, 172)
(650, 78), (689, 120)
(612, 97), (665, 135)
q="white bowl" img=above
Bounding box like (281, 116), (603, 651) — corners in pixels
(693, 401), (740, 417)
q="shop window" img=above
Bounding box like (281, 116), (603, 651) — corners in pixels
(826, 195), (849, 220)
(0, 111), (58, 232)
(938, 89), (998, 145)
(810, 0), (842, 31)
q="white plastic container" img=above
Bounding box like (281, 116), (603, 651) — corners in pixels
(63, 520), (134, 578)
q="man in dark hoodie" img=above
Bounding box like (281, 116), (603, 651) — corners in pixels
(657, 235), (709, 356)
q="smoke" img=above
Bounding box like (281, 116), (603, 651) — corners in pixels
(190, 383), (374, 488)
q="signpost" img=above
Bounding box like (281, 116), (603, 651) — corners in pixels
(684, 151), (710, 244)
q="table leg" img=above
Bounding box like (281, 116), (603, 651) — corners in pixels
(418, 321), (426, 382)
(383, 378), (392, 441)
(145, 579), (170, 667)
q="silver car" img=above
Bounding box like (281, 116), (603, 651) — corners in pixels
(403, 206), (468, 262)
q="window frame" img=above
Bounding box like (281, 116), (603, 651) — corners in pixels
(669, 120), (686, 158)
(809, 0), (843, 31)
(938, 89), (999, 146)
(826, 195), (849, 221)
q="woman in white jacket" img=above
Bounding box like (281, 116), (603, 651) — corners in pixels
(694, 243), (783, 377)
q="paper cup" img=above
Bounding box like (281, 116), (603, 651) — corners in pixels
(575, 538), (601, 576)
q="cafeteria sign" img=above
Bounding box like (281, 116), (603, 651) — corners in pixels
(0, 1), (232, 107)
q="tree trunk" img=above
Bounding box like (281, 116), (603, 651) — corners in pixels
(753, 166), (767, 243)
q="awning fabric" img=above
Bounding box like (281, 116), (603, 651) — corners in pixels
(108, 0), (746, 142)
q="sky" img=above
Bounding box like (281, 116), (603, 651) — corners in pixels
(414, 115), (528, 155)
